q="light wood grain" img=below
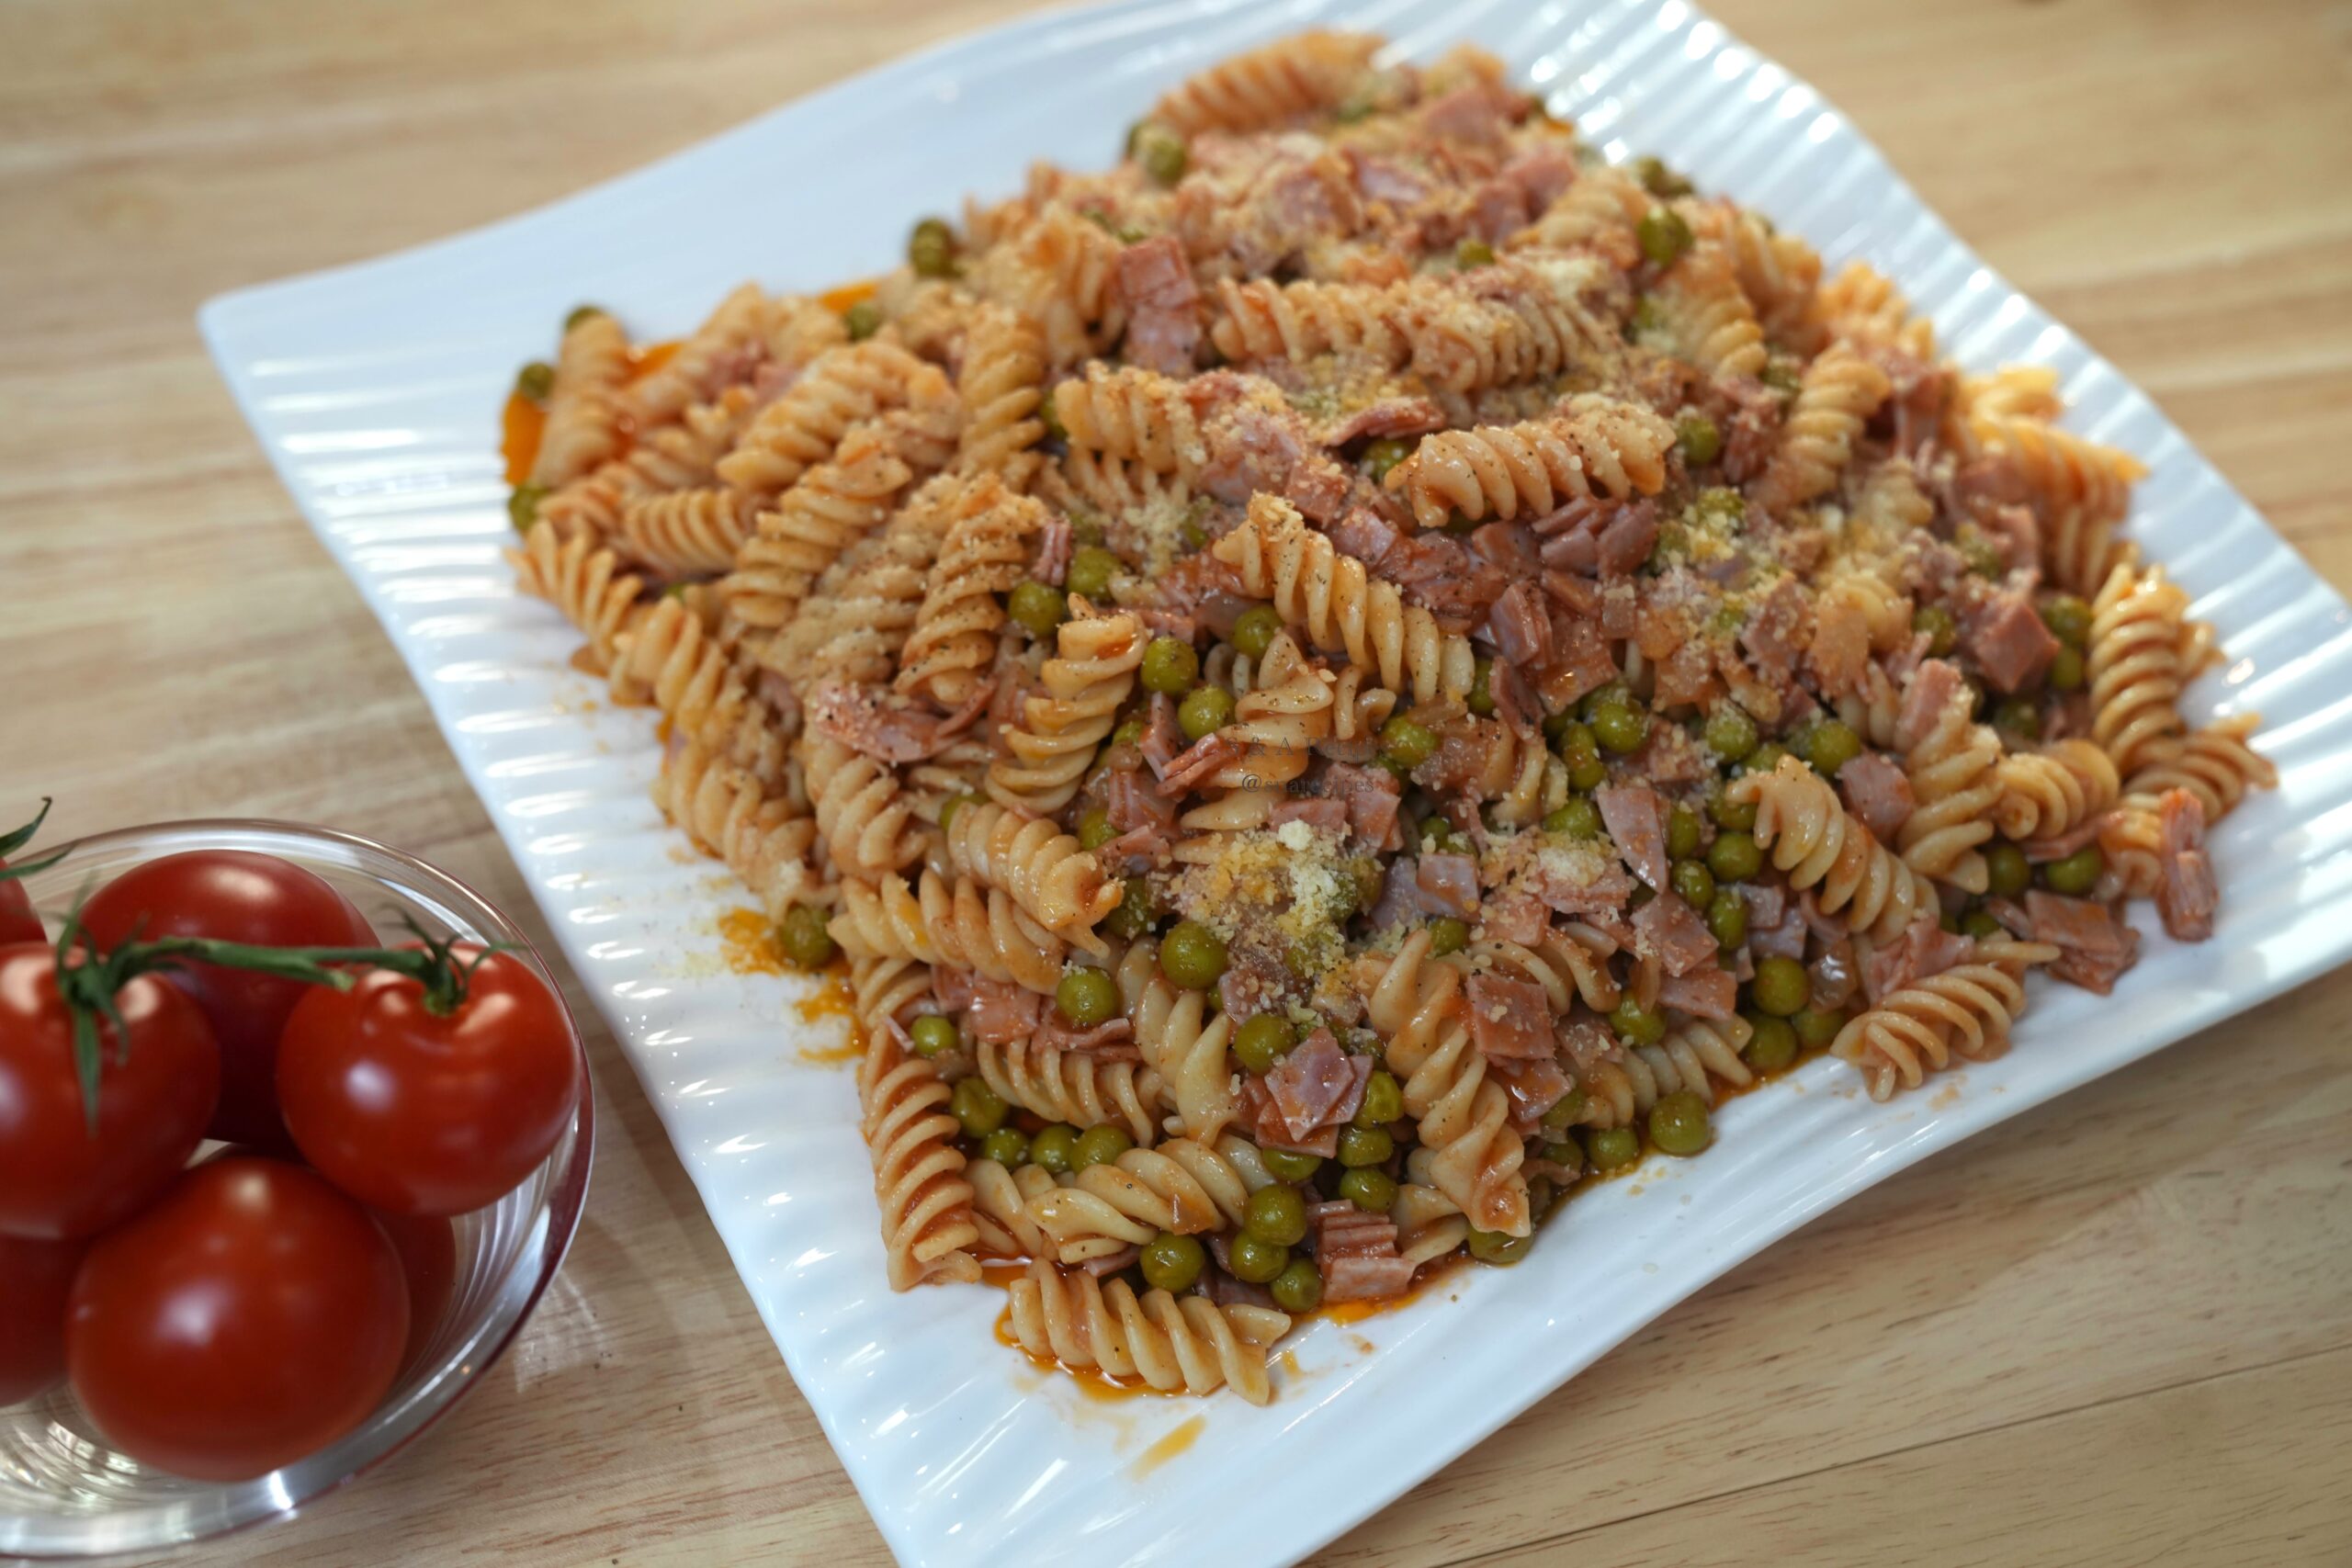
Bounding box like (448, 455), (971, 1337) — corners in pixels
(2, 1), (2347, 1564)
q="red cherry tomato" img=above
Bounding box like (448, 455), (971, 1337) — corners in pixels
(278, 946), (577, 1215)
(0, 944), (220, 1240)
(80, 851), (376, 1147)
(369, 1209), (458, 1376)
(0, 870), (40, 947)
(0, 1234), (86, 1404)
(65, 1156), (409, 1481)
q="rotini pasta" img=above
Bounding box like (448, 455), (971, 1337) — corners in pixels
(494, 31), (2264, 1404)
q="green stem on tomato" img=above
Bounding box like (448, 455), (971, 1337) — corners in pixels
(51, 900), (513, 1132)
(0, 797), (68, 886)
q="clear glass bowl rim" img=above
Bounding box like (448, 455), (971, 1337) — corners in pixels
(2, 818), (596, 1561)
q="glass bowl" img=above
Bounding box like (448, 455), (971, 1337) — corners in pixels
(0, 820), (594, 1559)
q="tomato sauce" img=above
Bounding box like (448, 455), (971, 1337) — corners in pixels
(1131, 1415), (1204, 1477)
(497, 339), (676, 487)
(990, 1298), (1152, 1402)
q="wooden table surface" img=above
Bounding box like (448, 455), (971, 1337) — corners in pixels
(6, 0), (2349, 1562)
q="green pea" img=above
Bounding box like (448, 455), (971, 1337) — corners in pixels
(1010, 580), (1070, 640)
(1110, 717), (1146, 750)
(1702, 705), (1758, 762)
(1270, 1258), (1325, 1313)
(1232, 1012), (1298, 1075)
(1648, 1090), (1712, 1156)
(1579, 682), (1631, 720)
(1467, 1227), (1533, 1265)
(1056, 966), (1120, 1027)
(563, 304), (605, 331)
(1068, 511), (1107, 547)
(1558, 723), (1608, 791)
(980, 1127), (1031, 1167)
(1984, 840), (2031, 898)
(1419, 818), (1464, 855)
(1637, 205), (1694, 267)
(951, 1077), (1009, 1138)
(1103, 876), (1158, 942)
(1541, 1139), (1583, 1179)
(1939, 907), (1962, 934)
(1544, 798), (1603, 840)
(1670, 858), (1715, 909)
(2041, 843), (2105, 896)
(1743, 1013), (1799, 1073)
(1066, 545), (1124, 603)
(910, 1014), (959, 1058)
(1159, 919), (1227, 989)
(1958, 532), (2005, 578)
(1443, 510), (1481, 536)
(1761, 358), (1804, 393)
(514, 360), (555, 402)
(842, 299), (883, 341)
(1750, 954), (1811, 1017)
(1803, 719), (1863, 778)
(1633, 154), (1694, 198)
(1356, 1069), (1402, 1128)
(1261, 1146), (1323, 1183)
(1630, 293), (1664, 334)
(1140, 1230), (1205, 1292)
(1610, 996), (1667, 1046)
(1676, 412), (1723, 467)
(1426, 916), (1470, 957)
(507, 483), (548, 533)
(1585, 1126), (1642, 1172)
(1139, 635), (1200, 695)
(1542, 1086), (1589, 1133)
(1661, 803), (1702, 862)
(1362, 436), (1413, 482)
(1039, 389), (1068, 443)
(1707, 887), (1748, 951)
(1453, 234), (1497, 268)
(1029, 1124), (1080, 1175)
(1337, 1124), (1394, 1168)
(1913, 604), (1958, 658)
(1174, 684), (1231, 741)
(1071, 807), (1114, 852)
(1337, 1167), (1397, 1213)
(1135, 121), (1188, 185)
(1791, 1008), (1846, 1049)
(1380, 715), (1440, 769)
(1696, 486), (1746, 523)
(1708, 786), (1758, 832)
(1244, 1184), (1309, 1247)
(1960, 908), (2005, 941)
(1591, 704), (1648, 755)
(1230, 603), (1285, 660)
(1467, 658), (1497, 717)
(1708, 830), (1763, 883)
(2041, 594), (2093, 649)
(908, 216), (957, 278)
(1073, 1123), (1135, 1171)
(1992, 697), (2042, 742)
(2048, 644), (2086, 693)
(778, 904), (837, 971)
(1227, 1234), (1289, 1284)
(1742, 741), (1791, 778)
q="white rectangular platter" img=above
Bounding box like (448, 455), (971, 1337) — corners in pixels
(198, 1), (2352, 1562)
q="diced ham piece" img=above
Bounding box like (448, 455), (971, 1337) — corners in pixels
(1596, 502), (1660, 578)
(1350, 150), (1433, 207)
(1033, 1013), (1137, 1055)
(1657, 966), (1734, 1020)
(1634, 894), (1720, 976)
(1115, 236), (1201, 377)
(1269, 795), (1349, 833)
(1417, 81), (1516, 146)
(1102, 767), (1179, 834)
(1529, 848), (1636, 923)
(1157, 730), (1249, 795)
(1491, 658), (1543, 740)
(1321, 398), (1445, 447)
(1595, 783), (1671, 892)
(1487, 581), (1553, 669)
(1503, 143), (1577, 211)
(1076, 1246), (1142, 1278)
(1324, 761), (1405, 851)
(1464, 974), (1555, 1061)
(1490, 1055), (1573, 1134)
(2026, 890), (2141, 996)
(1809, 937), (1863, 1010)
(1600, 581), (1639, 639)
(1476, 891), (1550, 948)
(1747, 902), (1808, 961)
(1838, 752), (1916, 842)
(1415, 852), (1481, 917)
(805, 681), (985, 762)
(1859, 920), (1973, 1005)
(1470, 522), (1544, 581)
(1323, 1253), (1418, 1303)
(1263, 1029), (1370, 1140)
(1966, 592), (2061, 694)
(1200, 400), (1354, 524)
(2023, 814), (2106, 863)
(1530, 611), (1619, 713)
(1098, 822), (1170, 874)
(1140, 693), (1185, 779)
(1311, 1202), (1417, 1302)
(1034, 514), (1072, 588)
(1896, 658), (1967, 752)
(1739, 576), (1805, 676)
(1626, 723), (1710, 787)
(1238, 1074), (1340, 1157)
(966, 980), (1044, 1044)
(2154, 787), (2217, 942)
(1738, 882), (1786, 928)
